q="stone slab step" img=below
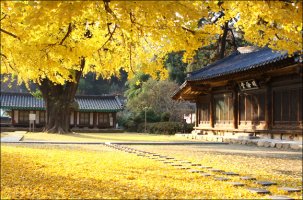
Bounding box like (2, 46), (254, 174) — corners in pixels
(176, 167), (190, 170)
(257, 181), (277, 186)
(188, 170), (203, 173)
(267, 195), (294, 200)
(200, 173), (212, 177)
(278, 187), (301, 193)
(229, 182), (245, 187)
(210, 169), (224, 172)
(180, 161), (192, 164)
(214, 177), (230, 181)
(191, 164), (202, 166)
(247, 188), (270, 194)
(199, 166), (212, 169)
(171, 164), (183, 166)
(240, 176), (256, 180)
(223, 172), (239, 176)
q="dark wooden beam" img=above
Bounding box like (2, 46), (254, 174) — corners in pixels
(265, 81), (272, 132)
(233, 87), (238, 129)
(210, 92), (214, 128)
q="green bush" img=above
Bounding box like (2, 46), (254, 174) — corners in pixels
(160, 112), (170, 122)
(137, 122), (194, 135)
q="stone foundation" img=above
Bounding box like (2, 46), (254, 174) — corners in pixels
(175, 133), (302, 151)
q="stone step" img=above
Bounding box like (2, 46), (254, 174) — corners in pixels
(210, 169), (224, 172)
(278, 187), (301, 193)
(191, 164), (202, 166)
(214, 177), (230, 181)
(223, 172), (239, 176)
(257, 181), (277, 186)
(176, 167), (190, 170)
(247, 188), (270, 194)
(240, 176), (257, 180)
(200, 173), (212, 177)
(180, 161), (192, 164)
(229, 182), (245, 187)
(199, 166), (212, 169)
(188, 169), (203, 173)
(267, 195), (294, 200)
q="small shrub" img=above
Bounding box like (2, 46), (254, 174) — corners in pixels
(160, 112), (170, 122)
(137, 122), (194, 135)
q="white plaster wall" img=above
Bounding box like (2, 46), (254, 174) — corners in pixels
(36, 111), (40, 124)
(90, 112), (93, 125)
(70, 111), (74, 125)
(14, 110), (18, 123)
(77, 112), (79, 125)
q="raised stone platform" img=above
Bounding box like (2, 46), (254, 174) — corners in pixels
(175, 133), (302, 151)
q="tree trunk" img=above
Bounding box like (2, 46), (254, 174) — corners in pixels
(219, 22), (229, 59)
(39, 58), (85, 134)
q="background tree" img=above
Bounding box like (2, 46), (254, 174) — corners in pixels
(125, 79), (194, 122)
(77, 70), (127, 95)
(1, 1), (301, 133)
(164, 51), (188, 84)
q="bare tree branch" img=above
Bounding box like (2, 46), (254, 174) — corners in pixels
(0, 53), (8, 58)
(59, 23), (73, 45)
(1, 14), (7, 21)
(98, 24), (117, 51)
(103, 0), (118, 20)
(0, 28), (20, 40)
(181, 26), (196, 35)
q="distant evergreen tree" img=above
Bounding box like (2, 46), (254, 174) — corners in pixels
(164, 51), (188, 85)
(77, 70), (128, 95)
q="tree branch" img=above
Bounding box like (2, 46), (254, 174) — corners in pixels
(0, 28), (20, 40)
(98, 24), (117, 51)
(0, 53), (7, 59)
(59, 23), (73, 45)
(1, 14), (7, 21)
(103, 0), (118, 20)
(181, 26), (196, 35)
(229, 28), (237, 51)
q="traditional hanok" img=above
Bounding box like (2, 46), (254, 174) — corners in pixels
(173, 47), (302, 141)
(0, 92), (123, 129)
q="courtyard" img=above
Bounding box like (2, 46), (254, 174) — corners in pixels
(1, 133), (302, 199)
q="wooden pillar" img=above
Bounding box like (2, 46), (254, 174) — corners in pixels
(113, 113), (117, 128)
(11, 109), (15, 126)
(195, 103), (199, 127)
(210, 93), (214, 128)
(265, 83), (272, 131)
(196, 103), (201, 126)
(93, 113), (95, 128)
(233, 88), (238, 129)
(74, 112), (78, 127)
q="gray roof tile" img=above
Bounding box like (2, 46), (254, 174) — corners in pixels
(187, 47), (291, 81)
(0, 92), (123, 112)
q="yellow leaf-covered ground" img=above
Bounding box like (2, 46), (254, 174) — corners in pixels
(1, 144), (302, 199)
(22, 132), (191, 142)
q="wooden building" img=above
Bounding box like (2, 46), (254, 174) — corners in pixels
(0, 92), (123, 129)
(173, 47), (302, 141)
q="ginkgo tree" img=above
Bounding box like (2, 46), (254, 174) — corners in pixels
(1, 1), (302, 133)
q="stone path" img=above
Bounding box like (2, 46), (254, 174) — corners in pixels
(104, 143), (302, 199)
(0, 131), (26, 142)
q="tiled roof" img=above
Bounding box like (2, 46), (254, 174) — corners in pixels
(0, 92), (123, 112)
(187, 47), (291, 81)
(76, 95), (123, 112)
(0, 93), (44, 110)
